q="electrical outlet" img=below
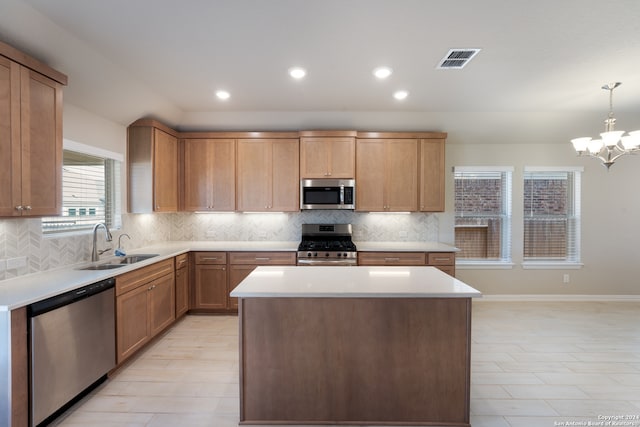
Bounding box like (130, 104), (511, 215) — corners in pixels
(6, 256), (27, 269)
(563, 274), (570, 284)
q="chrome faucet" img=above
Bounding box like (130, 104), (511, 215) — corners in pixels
(91, 223), (113, 262)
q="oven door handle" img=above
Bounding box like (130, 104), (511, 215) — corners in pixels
(297, 259), (356, 266)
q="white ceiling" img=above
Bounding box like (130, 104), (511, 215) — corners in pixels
(2, 0), (640, 140)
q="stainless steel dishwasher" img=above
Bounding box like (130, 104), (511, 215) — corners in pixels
(28, 277), (116, 426)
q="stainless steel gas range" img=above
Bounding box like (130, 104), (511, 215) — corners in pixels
(297, 224), (357, 266)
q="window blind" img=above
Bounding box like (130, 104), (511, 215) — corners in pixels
(454, 167), (512, 262)
(42, 150), (121, 234)
(523, 168), (581, 262)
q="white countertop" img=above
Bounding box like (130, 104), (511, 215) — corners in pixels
(0, 240), (458, 310)
(230, 266), (480, 298)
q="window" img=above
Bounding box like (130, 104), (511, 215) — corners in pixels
(523, 167), (582, 264)
(42, 141), (122, 234)
(454, 167), (513, 264)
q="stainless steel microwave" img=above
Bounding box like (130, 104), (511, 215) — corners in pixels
(300, 179), (355, 210)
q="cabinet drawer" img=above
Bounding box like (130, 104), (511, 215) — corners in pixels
(229, 252), (296, 265)
(427, 252), (455, 266)
(194, 252), (227, 265)
(116, 258), (174, 296)
(358, 252), (426, 266)
(175, 253), (188, 270)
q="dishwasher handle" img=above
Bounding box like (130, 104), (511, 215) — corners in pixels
(28, 277), (115, 317)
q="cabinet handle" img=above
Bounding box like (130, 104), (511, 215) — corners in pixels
(201, 257), (218, 261)
(255, 257), (270, 261)
(15, 206), (23, 211)
(433, 257), (450, 261)
(384, 257), (400, 262)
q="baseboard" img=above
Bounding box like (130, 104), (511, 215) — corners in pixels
(476, 294), (640, 302)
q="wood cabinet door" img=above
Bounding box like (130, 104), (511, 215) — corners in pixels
(229, 265), (256, 310)
(384, 139), (418, 212)
(149, 273), (176, 337)
(183, 138), (235, 211)
(329, 137), (356, 178)
(153, 128), (178, 212)
(419, 139), (445, 212)
(18, 67), (62, 216)
(0, 57), (21, 216)
(116, 284), (150, 364)
(300, 137), (329, 178)
(237, 139), (271, 211)
(300, 137), (355, 179)
(356, 139), (385, 211)
(271, 139), (299, 212)
(175, 266), (189, 318)
(194, 264), (228, 309)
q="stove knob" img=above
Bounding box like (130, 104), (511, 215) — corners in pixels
(343, 253), (348, 258)
(325, 252), (330, 257)
(337, 253), (342, 257)
(313, 252), (318, 257)
(307, 252), (312, 257)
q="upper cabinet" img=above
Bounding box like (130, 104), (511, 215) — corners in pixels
(128, 120), (179, 213)
(237, 137), (299, 212)
(125, 120), (446, 214)
(299, 131), (356, 179)
(419, 138), (446, 212)
(0, 42), (66, 217)
(356, 132), (447, 213)
(356, 137), (418, 212)
(182, 138), (235, 212)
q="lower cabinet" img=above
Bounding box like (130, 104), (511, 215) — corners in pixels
(193, 252), (228, 311)
(175, 253), (189, 318)
(228, 252), (297, 310)
(358, 251), (456, 276)
(427, 252), (456, 276)
(192, 251), (296, 313)
(116, 259), (175, 365)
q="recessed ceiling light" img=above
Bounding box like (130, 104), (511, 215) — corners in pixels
(393, 90), (409, 100)
(288, 67), (307, 79)
(373, 67), (393, 79)
(215, 90), (230, 100)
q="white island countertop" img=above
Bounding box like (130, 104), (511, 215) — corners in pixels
(231, 266), (481, 298)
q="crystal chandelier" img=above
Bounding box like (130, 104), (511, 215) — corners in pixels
(571, 82), (640, 169)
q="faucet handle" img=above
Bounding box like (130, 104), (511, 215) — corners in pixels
(118, 233), (131, 248)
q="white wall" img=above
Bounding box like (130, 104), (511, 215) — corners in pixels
(446, 141), (640, 295)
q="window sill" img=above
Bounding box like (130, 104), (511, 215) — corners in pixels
(522, 262), (583, 270)
(456, 262), (514, 270)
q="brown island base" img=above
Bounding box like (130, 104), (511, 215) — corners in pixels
(231, 266), (482, 426)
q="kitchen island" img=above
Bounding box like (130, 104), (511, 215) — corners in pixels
(230, 266), (481, 426)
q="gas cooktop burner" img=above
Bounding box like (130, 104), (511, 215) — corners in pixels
(297, 224), (357, 265)
(297, 240), (357, 252)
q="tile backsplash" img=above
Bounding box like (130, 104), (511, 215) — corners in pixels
(0, 211), (439, 281)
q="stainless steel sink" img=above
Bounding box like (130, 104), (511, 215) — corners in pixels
(78, 254), (159, 270)
(117, 254), (159, 264)
(80, 264), (126, 270)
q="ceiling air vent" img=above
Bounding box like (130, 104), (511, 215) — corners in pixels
(437, 48), (481, 69)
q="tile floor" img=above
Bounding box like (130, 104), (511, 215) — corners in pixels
(52, 301), (640, 427)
